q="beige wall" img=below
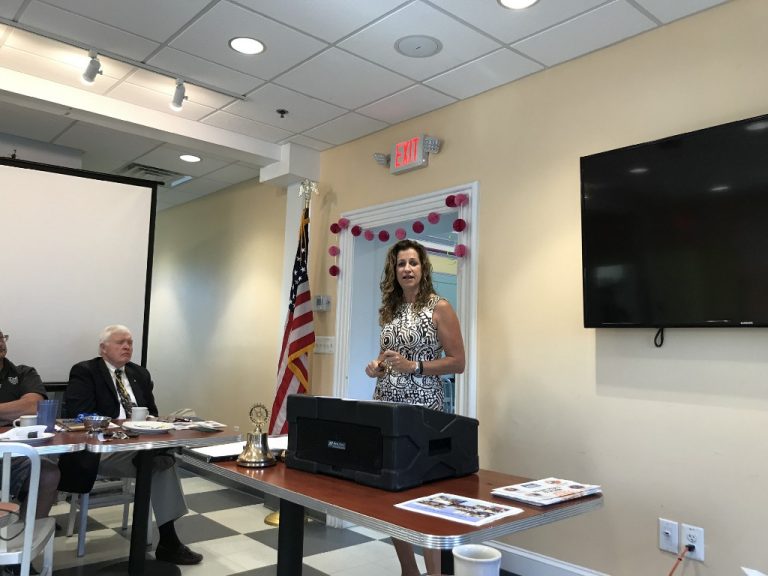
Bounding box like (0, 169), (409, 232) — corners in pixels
(150, 0), (768, 573)
(312, 1), (768, 573)
(148, 180), (286, 432)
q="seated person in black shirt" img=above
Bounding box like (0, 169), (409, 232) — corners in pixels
(0, 328), (60, 517)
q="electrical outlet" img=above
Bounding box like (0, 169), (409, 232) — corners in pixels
(658, 518), (679, 553)
(681, 523), (705, 561)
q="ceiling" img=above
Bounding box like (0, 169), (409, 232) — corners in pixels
(0, 0), (727, 209)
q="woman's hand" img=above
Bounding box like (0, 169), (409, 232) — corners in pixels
(365, 358), (386, 378)
(379, 350), (414, 375)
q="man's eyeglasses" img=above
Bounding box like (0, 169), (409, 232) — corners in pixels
(0, 334), (8, 342)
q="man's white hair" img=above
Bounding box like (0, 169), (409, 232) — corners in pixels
(98, 324), (132, 347)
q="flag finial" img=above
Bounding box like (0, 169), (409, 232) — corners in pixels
(299, 179), (318, 209)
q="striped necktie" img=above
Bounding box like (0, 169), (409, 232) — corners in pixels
(114, 368), (134, 419)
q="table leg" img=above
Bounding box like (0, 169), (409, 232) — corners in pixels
(98, 449), (180, 576)
(441, 548), (454, 575)
(276, 498), (305, 576)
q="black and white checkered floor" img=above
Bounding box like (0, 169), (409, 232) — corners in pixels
(47, 469), (435, 576)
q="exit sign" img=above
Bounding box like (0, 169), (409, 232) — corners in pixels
(390, 135), (428, 175)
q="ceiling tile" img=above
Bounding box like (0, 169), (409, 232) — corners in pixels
(238, 0), (409, 43)
(0, 1), (24, 20)
(634, 0), (729, 24)
(18, 1), (160, 61)
(39, 0), (211, 42)
(281, 134), (333, 151)
(204, 163), (261, 185)
(425, 48), (543, 100)
(339, 1), (501, 81)
(226, 84), (346, 133)
(303, 112), (387, 146)
(54, 122), (162, 171)
(169, 2), (327, 80)
(357, 84), (455, 124)
(148, 47), (265, 96)
(202, 110), (294, 142)
(275, 48), (412, 110)
(431, 0), (608, 44)
(134, 145), (230, 177)
(157, 177), (229, 209)
(0, 101), (74, 142)
(512, 0), (656, 67)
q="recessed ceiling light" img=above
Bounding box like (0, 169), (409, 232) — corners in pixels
(498, 0), (540, 8)
(395, 35), (442, 58)
(179, 154), (200, 163)
(229, 37), (265, 55)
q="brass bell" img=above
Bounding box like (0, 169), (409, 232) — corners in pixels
(237, 403), (277, 468)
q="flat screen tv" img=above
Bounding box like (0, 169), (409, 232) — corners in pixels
(580, 113), (768, 328)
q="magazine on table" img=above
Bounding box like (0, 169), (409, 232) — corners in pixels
(491, 477), (601, 506)
(395, 492), (523, 527)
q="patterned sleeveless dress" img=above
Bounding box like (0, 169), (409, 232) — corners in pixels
(373, 294), (444, 410)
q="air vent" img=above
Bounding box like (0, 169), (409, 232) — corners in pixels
(117, 162), (190, 187)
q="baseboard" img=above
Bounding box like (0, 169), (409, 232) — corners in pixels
(492, 542), (608, 576)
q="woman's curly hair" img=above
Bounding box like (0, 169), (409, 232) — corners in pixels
(379, 239), (435, 325)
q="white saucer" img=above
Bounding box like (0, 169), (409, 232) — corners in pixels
(122, 421), (174, 435)
(0, 432), (55, 445)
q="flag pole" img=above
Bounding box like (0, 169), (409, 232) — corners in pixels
(265, 179), (318, 528)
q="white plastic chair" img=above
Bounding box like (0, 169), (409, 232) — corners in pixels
(0, 442), (55, 576)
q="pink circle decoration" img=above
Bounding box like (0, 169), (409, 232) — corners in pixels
(445, 195), (457, 208)
(427, 212), (440, 225)
(329, 265), (340, 277)
(412, 221), (425, 233)
(453, 218), (467, 232)
(328, 245), (340, 257)
(395, 228), (407, 240)
(338, 217), (350, 229)
(351, 225), (362, 237)
(364, 230), (375, 241)
(330, 222), (341, 234)
(454, 244), (467, 258)
(378, 230), (390, 242)
(455, 193), (469, 206)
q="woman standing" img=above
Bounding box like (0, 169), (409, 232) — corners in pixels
(365, 239), (465, 576)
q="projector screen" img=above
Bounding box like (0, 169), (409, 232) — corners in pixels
(0, 159), (155, 382)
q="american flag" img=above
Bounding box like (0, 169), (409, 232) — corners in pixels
(269, 206), (315, 435)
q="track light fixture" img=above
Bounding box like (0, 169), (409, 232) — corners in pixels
(81, 50), (102, 85)
(170, 79), (187, 112)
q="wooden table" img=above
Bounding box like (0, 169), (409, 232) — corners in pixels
(0, 429), (86, 455)
(185, 459), (603, 576)
(81, 425), (242, 576)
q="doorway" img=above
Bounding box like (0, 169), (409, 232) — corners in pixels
(332, 183), (478, 417)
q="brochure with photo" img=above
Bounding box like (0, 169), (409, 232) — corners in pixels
(395, 492), (523, 526)
(491, 477), (601, 507)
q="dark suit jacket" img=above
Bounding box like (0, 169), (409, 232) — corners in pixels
(64, 357), (159, 419)
(59, 357), (159, 493)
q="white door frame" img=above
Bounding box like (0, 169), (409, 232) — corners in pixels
(332, 182), (479, 417)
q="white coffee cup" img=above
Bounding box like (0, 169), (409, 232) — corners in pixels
(13, 414), (38, 427)
(131, 407), (149, 421)
(452, 544), (502, 576)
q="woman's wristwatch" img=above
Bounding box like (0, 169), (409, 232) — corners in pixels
(414, 360), (423, 375)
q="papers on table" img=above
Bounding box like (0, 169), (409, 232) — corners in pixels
(395, 493), (522, 526)
(491, 477), (602, 506)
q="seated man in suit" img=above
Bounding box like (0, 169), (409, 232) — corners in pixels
(62, 324), (202, 565)
(0, 328), (60, 518)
